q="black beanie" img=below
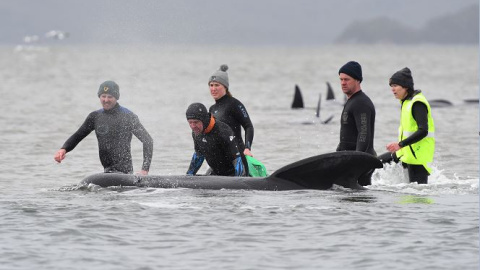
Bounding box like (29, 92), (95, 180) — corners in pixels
(339, 61), (363, 82)
(186, 103), (211, 129)
(389, 67), (414, 91)
(98, 81), (120, 100)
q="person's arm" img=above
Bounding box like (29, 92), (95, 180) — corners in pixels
(386, 102), (429, 153)
(399, 102), (429, 147)
(233, 101), (254, 155)
(353, 110), (374, 152)
(131, 115), (153, 174)
(221, 126), (245, 176)
(54, 113), (95, 163)
(187, 152), (204, 175)
(232, 156), (245, 176)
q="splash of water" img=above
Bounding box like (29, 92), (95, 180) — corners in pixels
(370, 162), (478, 195)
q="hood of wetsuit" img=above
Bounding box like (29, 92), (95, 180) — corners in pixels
(186, 103), (211, 130)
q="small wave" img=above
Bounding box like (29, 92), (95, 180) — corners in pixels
(53, 183), (138, 193)
(371, 162), (478, 195)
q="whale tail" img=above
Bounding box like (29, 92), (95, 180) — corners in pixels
(315, 93), (334, 124)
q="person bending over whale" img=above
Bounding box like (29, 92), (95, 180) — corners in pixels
(380, 67), (435, 184)
(336, 61), (377, 186)
(186, 103), (247, 177)
(54, 81), (153, 175)
(208, 65), (254, 158)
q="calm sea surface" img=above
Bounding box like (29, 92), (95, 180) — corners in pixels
(0, 44), (478, 269)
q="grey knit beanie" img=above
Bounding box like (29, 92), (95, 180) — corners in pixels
(208, 64), (229, 89)
(97, 81), (120, 100)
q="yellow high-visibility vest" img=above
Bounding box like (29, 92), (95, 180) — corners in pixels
(396, 92), (435, 173)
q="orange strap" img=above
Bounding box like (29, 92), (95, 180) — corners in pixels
(204, 116), (215, 134)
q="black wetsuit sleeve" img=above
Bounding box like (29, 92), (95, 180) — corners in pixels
(399, 102), (429, 147)
(61, 113), (95, 152)
(243, 121), (254, 150)
(131, 115), (153, 172)
(234, 101), (254, 150)
(353, 107), (374, 152)
(186, 135), (204, 175)
(232, 156), (245, 176)
(187, 152), (205, 175)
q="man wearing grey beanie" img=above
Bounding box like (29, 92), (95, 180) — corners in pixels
(54, 81), (153, 175)
(336, 61), (377, 186)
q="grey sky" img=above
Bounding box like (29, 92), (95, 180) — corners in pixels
(1, 0), (477, 46)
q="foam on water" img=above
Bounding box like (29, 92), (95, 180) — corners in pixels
(372, 162), (478, 195)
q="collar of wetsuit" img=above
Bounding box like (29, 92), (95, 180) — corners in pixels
(215, 94), (229, 104)
(204, 115), (215, 134)
(104, 103), (120, 113)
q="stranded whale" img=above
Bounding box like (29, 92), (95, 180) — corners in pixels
(81, 151), (382, 190)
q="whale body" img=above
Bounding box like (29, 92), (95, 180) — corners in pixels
(81, 151), (383, 190)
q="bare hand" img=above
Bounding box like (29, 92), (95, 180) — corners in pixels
(386, 142), (401, 153)
(243, 148), (253, 157)
(137, 170), (148, 176)
(54, 149), (67, 163)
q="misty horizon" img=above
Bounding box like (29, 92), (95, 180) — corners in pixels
(2, 0), (478, 46)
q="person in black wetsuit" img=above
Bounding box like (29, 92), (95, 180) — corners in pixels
(54, 81), (153, 175)
(208, 65), (254, 158)
(379, 67), (435, 184)
(337, 61), (377, 186)
(186, 103), (247, 177)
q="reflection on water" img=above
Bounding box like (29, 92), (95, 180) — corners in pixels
(338, 194), (377, 203)
(397, 195), (434, 204)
